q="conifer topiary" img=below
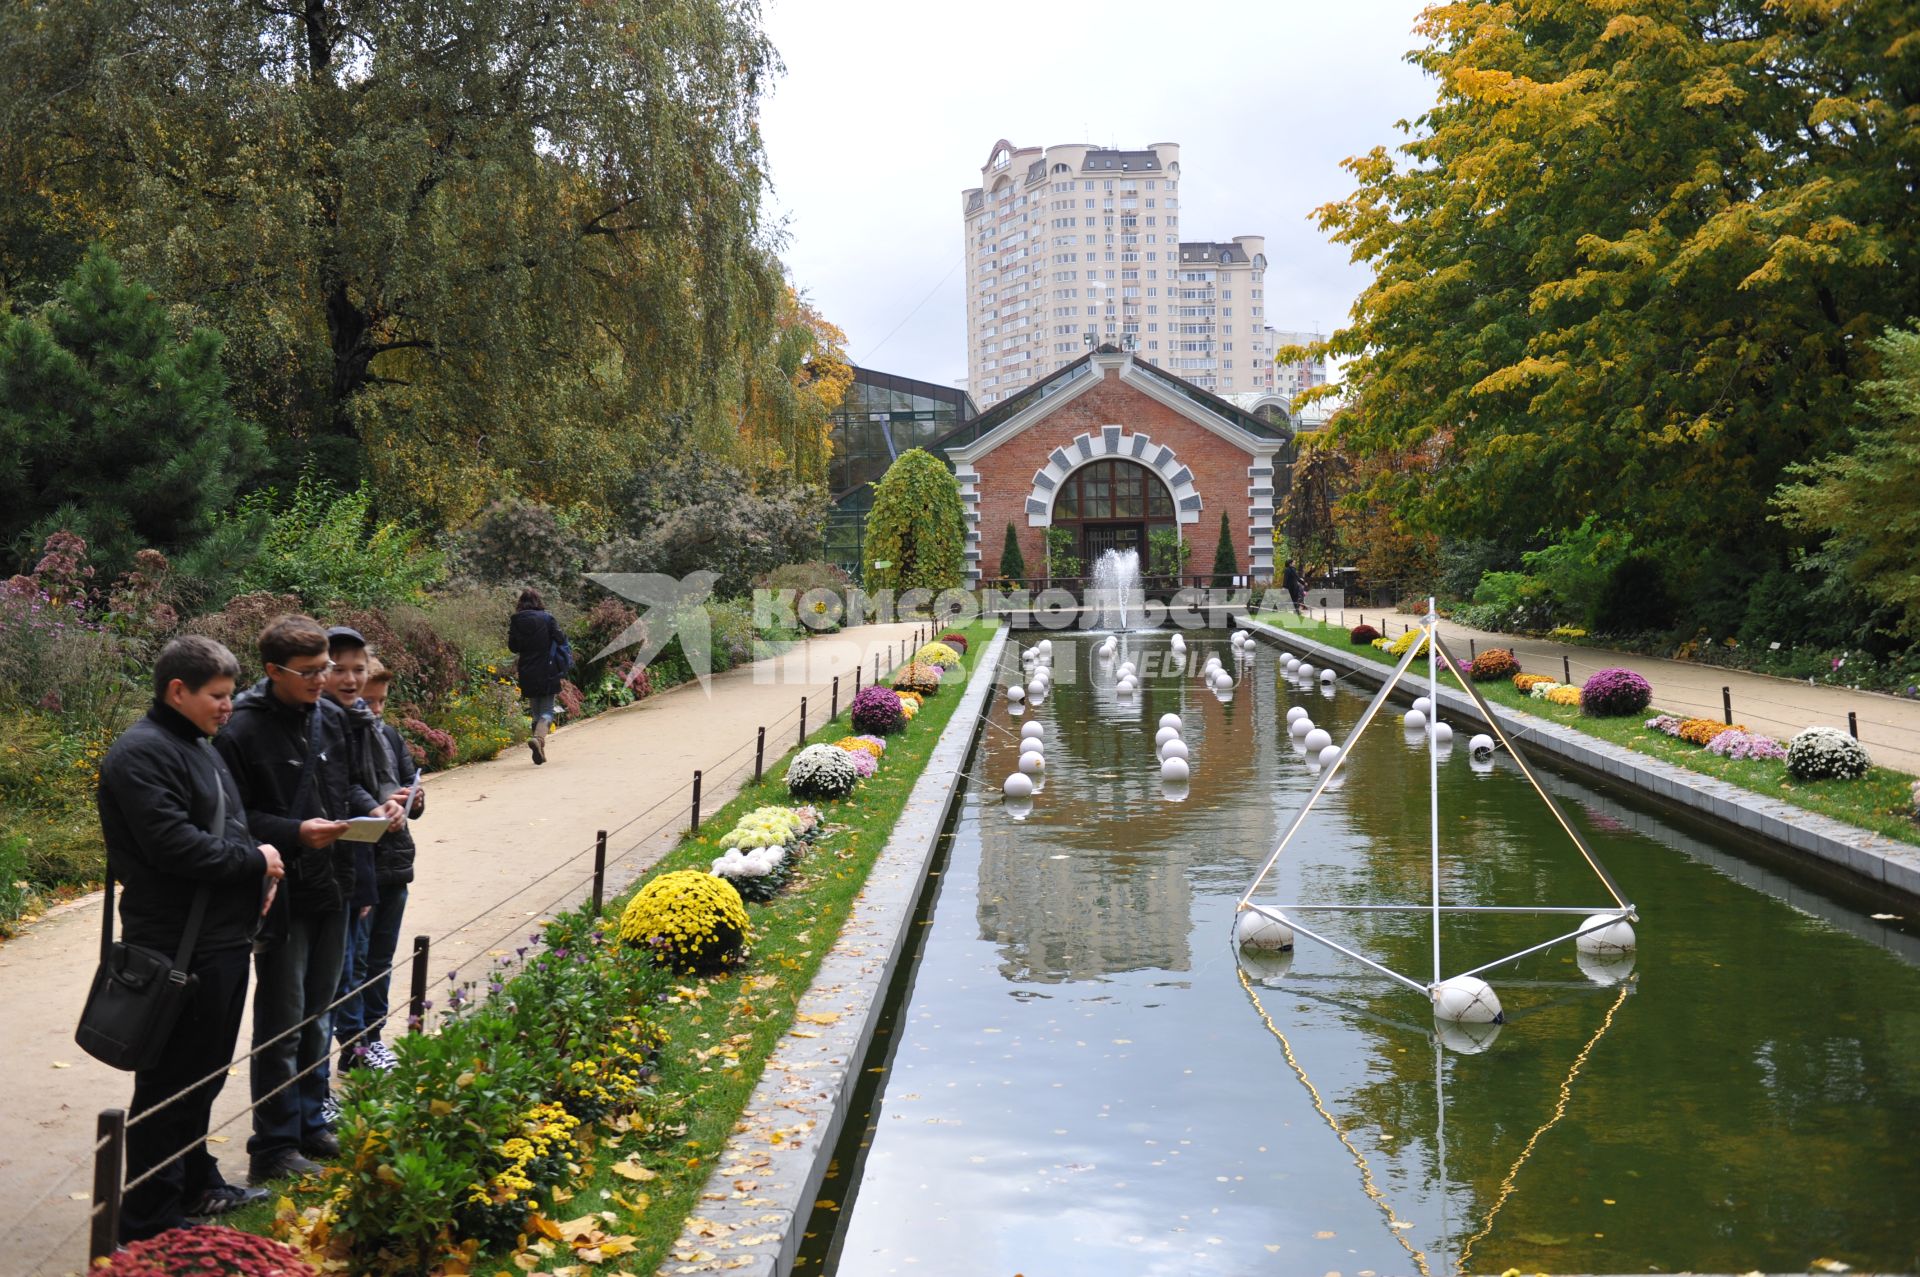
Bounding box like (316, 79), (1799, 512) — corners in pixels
(1211, 512), (1238, 586)
(998, 523), (1026, 581)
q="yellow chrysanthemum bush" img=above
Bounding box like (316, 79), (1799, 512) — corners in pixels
(915, 641), (961, 669)
(834, 735), (884, 760)
(892, 661), (944, 697)
(1544, 685), (1583, 707)
(1386, 628), (1432, 658)
(618, 869), (751, 975)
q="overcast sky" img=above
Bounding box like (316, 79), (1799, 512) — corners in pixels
(758, 0), (1435, 392)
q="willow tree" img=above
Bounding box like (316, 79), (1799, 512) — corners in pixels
(0, 0), (787, 523)
(1307, 0), (1920, 571)
(863, 449), (965, 593)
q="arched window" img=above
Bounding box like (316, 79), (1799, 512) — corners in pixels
(1052, 459), (1177, 566)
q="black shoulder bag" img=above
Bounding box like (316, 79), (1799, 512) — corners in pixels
(74, 741), (221, 1072)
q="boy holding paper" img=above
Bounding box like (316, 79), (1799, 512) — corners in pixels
(216, 615), (403, 1183)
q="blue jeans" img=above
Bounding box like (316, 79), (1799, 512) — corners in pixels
(249, 908), (347, 1158)
(327, 906), (374, 1063)
(361, 885), (409, 1043)
(528, 693), (556, 726)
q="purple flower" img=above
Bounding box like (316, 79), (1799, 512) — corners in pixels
(1580, 667), (1652, 717)
(850, 685), (906, 736)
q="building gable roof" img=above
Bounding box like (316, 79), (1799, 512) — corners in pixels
(938, 347), (1287, 466)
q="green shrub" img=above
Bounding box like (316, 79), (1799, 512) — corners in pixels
(754, 561), (851, 632)
(234, 477), (445, 610)
(1520, 516), (1630, 627)
(862, 449), (965, 592)
(1147, 526), (1190, 578)
(1045, 525), (1081, 579)
(448, 499), (588, 595)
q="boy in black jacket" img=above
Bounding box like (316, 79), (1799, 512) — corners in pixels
(214, 615), (403, 1183)
(96, 636), (284, 1239)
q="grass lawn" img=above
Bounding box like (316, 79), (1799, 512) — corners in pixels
(238, 620), (1000, 1272)
(1252, 612), (1920, 849)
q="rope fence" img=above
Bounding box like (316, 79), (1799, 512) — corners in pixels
(76, 623), (932, 1263)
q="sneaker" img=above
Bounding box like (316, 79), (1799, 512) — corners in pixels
(186, 1183), (268, 1220)
(319, 1096), (341, 1126)
(301, 1129), (341, 1160)
(365, 1040), (399, 1071)
(247, 1150), (321, 1185)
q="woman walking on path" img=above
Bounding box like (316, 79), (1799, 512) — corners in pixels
(507, 588), (569, 765)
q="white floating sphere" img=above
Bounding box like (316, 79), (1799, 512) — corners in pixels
(1318, 744), (1342, 770)
(1577, 948), (1637, 987)
(1170, 634), (1186, 651)
(1020, 736), (1045, 755)
(1159, 712), (1183, 730)
(1283, 656), (1299, 672)
(1155, 725), (1181, 748)
(1432, 721), (1454, 744)
(1017, 750), (1045, 775)
(1026, 680), (1047, 701)
(1232, 628), (1248, 643)
(1412, 695), (1434, 717)
(1468, 733), (1496, 757)
(1005, 685), (1025, 703)
(1234, 908), (1294, 952)
(1303, 728), (1333, 754)
(1212, 671), (1235, 691)
(1160, 755), (1190, 782)
(1021, 721), (1046, 740)
(1158, 738), (1189, 762)
(1319, 668), (1336, 684)
(1038, 639), (1052, 653)
(1434, 1017), (1503, 1055)
(1002, 772), (1034, 798)
(1298, 663), (1315, 680)
(1575, 913), (1637, 956)
(1288, 716), (1313, 738)
(1116, 675), (1137, 693)
(1286, 706), (1310, 725)
(1404, 708), (1427, 732)
(1432, 975), (1504, 1024)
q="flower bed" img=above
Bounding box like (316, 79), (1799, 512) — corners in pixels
(1580, 667), (1652, 717)
(1349, 624), (1380, 646)
(1469, 647), (1519, 681)
(1513, 672), (1555, 693)
(786, 742), (862, 799)
(619, 870), (751, 973)
(850, 684), (905, 735)
(1787, 727), (1873, 780)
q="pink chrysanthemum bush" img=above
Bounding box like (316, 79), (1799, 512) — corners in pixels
(1705, 729), (1789, 762)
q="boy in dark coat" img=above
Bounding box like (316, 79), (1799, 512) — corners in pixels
(355, 657), (422, 1067)
(214, 615), (402, 1182)
(96, 635), (284, 1239)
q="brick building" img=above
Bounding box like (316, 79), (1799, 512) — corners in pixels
(945, 347), (1293, 586)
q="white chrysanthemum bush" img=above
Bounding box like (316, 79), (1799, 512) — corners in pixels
(1785, 727), (1873, 781)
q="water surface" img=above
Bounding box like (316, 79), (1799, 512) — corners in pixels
(801, 631), (1920, 1276)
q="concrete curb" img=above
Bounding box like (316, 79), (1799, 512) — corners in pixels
(1241, 616), (1920, 906)
(653, 625), (1010, 1277)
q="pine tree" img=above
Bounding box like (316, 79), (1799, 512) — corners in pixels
(0, 247), (262, 571)
(1211, 511), (1238, 587)
(998, 523), (1026, 582)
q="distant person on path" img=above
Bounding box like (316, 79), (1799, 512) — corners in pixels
(508, 587), (569, 766)
(1283, 561), (1306, 616)
(215, 614), (402, 1183)
(353, 657), (422, 1069)
(96, 635), (282, 1239)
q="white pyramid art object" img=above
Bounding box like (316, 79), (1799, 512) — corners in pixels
(1235, 600), (1639, 1029)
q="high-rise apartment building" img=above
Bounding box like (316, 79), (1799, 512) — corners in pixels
(1266, 329), (1331, 403)
(1170, 238), (1274, 396)
(961, 139), (1279, 405)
